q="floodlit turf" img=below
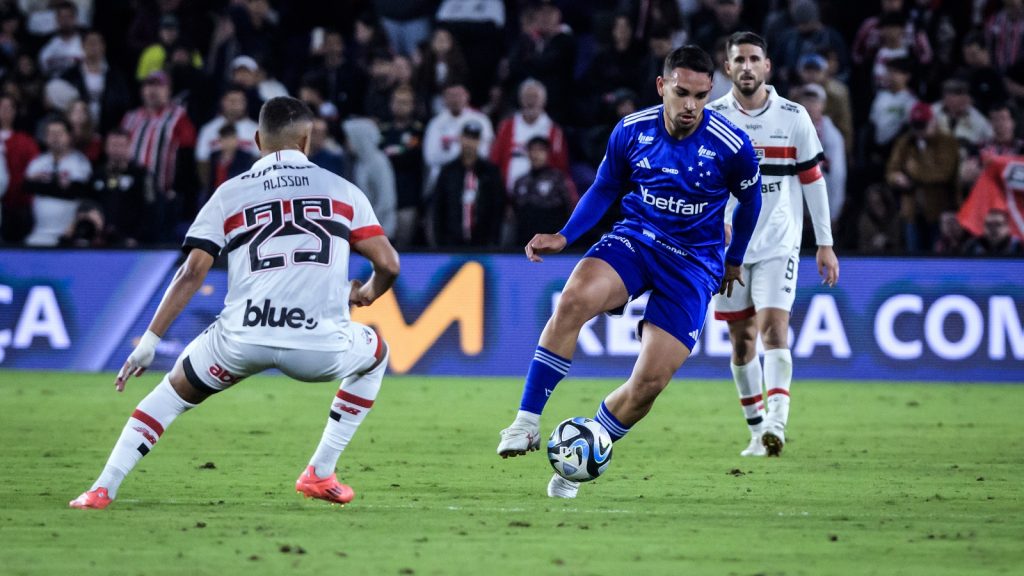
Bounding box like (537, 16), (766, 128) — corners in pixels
(1, 371), (1022, 576)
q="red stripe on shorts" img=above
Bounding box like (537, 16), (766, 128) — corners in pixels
(714, 306), (756, 322)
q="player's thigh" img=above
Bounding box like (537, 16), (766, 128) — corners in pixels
(749, 252), (798, 314)
(570, 234), (648, 316)
(175, 323), (271, 395)
(275, 323), (386, 382)
(643, 254), (718, 353)
(713, 262), (755, 322)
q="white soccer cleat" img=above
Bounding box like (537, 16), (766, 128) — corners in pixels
(497, 423), (541, 458)
(740, 434), (767, 457)
(761, 422), (786, 457)
(547, 474), (580, 498)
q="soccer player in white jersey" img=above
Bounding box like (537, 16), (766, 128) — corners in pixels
(708, 32), (839, 457)
(69, 97), (400, 509)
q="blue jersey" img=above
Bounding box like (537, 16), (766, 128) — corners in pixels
(560, 105), (762, 279)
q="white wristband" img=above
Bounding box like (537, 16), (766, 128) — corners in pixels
(139, 330), (161, 348)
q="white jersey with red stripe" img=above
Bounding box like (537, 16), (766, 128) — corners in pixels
(709, 86), (832, 263)
(183, 149), (385, 352)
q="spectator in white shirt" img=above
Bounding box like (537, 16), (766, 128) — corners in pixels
(423, 81), (493, 195)
(23, 117), (92, 246)
(195, 88), (258, 193)
(37, 2), (83, 77)
(870, 57), (917, 148)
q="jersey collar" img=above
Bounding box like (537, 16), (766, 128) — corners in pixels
(251, 149), (312, 170)
(728, 85), (777, 118)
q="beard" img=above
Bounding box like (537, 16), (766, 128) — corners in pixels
(736, 76), (762, 96)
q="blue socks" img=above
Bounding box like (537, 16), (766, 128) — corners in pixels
(595, 401), (631, 442)
(518, 346), (571, 415)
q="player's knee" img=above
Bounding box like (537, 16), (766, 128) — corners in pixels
(761, 323), (788, 349)
(553, 288), (601, 327)
(732, 338), (757, 363)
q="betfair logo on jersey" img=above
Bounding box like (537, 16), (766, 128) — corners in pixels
(242, 299), (319, 330)
(641, 186), (708, 215)
(697, 145), (716, 159)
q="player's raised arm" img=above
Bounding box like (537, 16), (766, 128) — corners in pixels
(793, 107), (839, 287)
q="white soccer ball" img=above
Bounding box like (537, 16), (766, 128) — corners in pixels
(547, 417), (613, 482)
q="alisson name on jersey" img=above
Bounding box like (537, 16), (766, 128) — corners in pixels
(262, 175), (311, 191)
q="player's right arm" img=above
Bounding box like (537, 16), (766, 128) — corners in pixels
(720, 136), (763, 296)
(348, 184), (400, 307)
(527, 121), (629, 262)
(350, 235), (400, 307)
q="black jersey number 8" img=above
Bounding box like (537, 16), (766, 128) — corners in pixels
(243, 198), (333, 272)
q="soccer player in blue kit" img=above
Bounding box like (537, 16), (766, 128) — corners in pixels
(496, 46), (763, 498)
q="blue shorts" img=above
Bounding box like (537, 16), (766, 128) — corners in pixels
(584, 231), (718, 351)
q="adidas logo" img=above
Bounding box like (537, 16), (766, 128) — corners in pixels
(635, 157), (652, 169)
(698, 145), (716, 159)
(637, 133), (654, 144)
(689, 329), (700, 341)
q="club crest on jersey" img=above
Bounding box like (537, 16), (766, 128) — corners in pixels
(637, 133), (654, 145)
(697, 145), (716, 160)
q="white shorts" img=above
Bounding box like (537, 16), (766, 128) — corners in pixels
(179, 321), (386, 393)
(714, 251), (799, 322)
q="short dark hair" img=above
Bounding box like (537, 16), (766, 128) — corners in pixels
(663, 45), (715, 77)
(218, 122), (238, 138)
(46, 115), (71, 133)
(526, 135), (550, 149)
(258, 96), (314, 137)
(726, 31), (768, 55)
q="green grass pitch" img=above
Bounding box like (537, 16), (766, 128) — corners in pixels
(1, 371), (1022, 575)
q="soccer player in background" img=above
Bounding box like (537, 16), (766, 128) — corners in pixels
(496, 46), (763, 498)
(708, 32), (839, 457)
(69, 97), (400, 509)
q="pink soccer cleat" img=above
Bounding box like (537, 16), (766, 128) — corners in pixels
(295, 466), (355, 505)
(69, 487), (113, 510)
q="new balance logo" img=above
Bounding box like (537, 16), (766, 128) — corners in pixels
(637, 134), (654, 145)
(635, 157), (652, 169)
(697, 145), (716, 159)
(689, 330), (700, 342)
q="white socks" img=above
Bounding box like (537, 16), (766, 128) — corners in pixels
(514, 410), (540, 428)
(731, 357), (765, 435)
(93, 376), (195, 498)
(763, 348), (793, 429)
(308, 370), (383, 478)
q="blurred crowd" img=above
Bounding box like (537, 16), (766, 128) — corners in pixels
(0, 0), (1021, 256)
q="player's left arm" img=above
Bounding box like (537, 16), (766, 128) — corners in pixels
(116, 189), (224, 391)
(115, 249), (214, 391)
(721, 138), (763, 296)
(795, 109), (839, 287)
